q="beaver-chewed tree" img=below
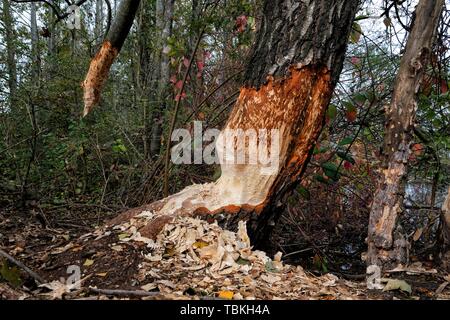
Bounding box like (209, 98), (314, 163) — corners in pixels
(367, 0), (444, 271)
(83, 0), (360, 246)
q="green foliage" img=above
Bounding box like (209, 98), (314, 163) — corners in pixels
(0, 260), (22, 287)
(321, 162), (341, 182)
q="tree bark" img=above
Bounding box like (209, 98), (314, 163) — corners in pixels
(83, 0), (141, 116)
(95, 0), (103, 42)
(438, 187), (450, 271)
(107, 0), (360, 246)
(366, 0), (444, 271)
(442, 187), (450, 247)
(136, 1), (152, 158)
(2, 0), (17, 103)
(30, 2), (40, 83)
(149, 0), (175, 158)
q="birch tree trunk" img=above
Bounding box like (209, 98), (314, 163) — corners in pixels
(102, 0), (360, 246)
(367, 0), (444, 271)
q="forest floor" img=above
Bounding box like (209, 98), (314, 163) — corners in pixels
(1, 204), (449, 300)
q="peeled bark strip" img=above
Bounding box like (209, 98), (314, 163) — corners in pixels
(82, 0), (141, 116)
(367, 0), (444, 270)
(109, 0), (360, 244)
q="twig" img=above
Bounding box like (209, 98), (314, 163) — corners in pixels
(163, 28), (205, 197)
(282, 247), (314, 258)
(88, 287), (160, 297)
(287, 205), (334, 264)
(0, 248), (45, 284)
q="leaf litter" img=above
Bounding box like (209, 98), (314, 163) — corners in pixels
(2, 208), (450, 300)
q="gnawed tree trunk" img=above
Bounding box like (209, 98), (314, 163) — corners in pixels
(104, 0), (360, 246)
(83, 0), (141, 116)
(367, 0), (444, 271)
(442, 187), (450, 247)
(440, 187), (450, 271)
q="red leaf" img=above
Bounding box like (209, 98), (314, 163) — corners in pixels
(183, 57), (190, 68)
(175, 80), (183, 90)
(411, 143), (424, 156)
(346, 109), (357, 122)
(170, 75), (177, 84)
(344, 161), (353, 170)
(197, 60), (205, 72)
(236, 15), (248, 33)
(351, 56), (360, 65)
(175, 92), (187, 102)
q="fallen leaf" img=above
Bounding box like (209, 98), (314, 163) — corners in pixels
(83, 259), (94, 267)
(71, 245), (83, 252)
(274, 252), (282, 262)
(141, 283), (157, 291)
(261, 274), (281, 284)
(383, 279), (412, 294)
(435, 282), (448, 294)
(193, 241), (209, 249)
(118, 233), (129, 240)
(50, 243), (74, 255)
(111, 245), (123, 252)
(96, 272), (107, 277)
(39, 280), (79, 300)
(218, 290), (234, 300)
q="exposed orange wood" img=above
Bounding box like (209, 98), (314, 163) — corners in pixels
(82, 41), (118, 116)
(107, 64), (335, 240)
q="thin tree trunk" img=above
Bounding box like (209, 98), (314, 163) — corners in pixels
(149, 0), (175, 158)
(2, 0), (17, 103)
(136, 1), (152, 158)
(367, 0), (444, 271)
(30, 2), (40, 83)
(107, 0), (360, 246)
(21, 2), (40, 202)
(95, 0), (103, 42)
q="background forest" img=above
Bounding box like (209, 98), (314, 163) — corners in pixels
(1, 0), (449, 278)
